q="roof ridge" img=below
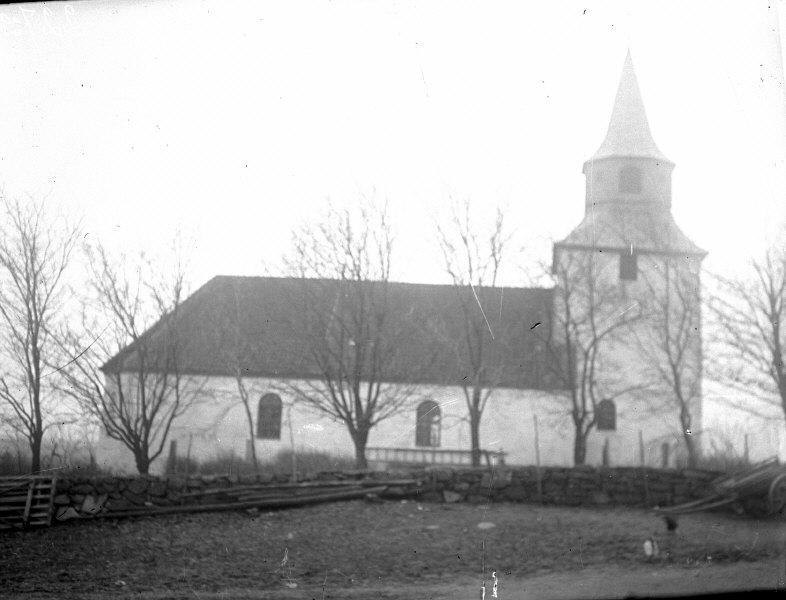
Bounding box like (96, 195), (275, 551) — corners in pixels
(208, 274), (550, 293)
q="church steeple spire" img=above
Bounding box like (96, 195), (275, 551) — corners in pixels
(586, 51), (672, 165)
(558, 51), (705, 257)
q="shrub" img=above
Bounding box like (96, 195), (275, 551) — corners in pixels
(271, 449), (355, 475)
(55, 461), (116, 478)
(695, 436), (752, 473)
(161, 448), (355, 478)
(196, 451), (255, 476)
(168, 455), (201, 476)
(0, 449), (29, 476)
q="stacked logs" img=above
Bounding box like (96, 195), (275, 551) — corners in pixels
(53, 476), (419, 521)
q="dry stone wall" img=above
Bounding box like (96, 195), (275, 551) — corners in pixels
(53, 466), (720, 522)
(405, 466), (719, 506)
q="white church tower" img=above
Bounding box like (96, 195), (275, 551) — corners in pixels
(552, 52), (707, 467)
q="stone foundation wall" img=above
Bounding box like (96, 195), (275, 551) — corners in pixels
(53, 466), (720, 521)
(405, 466), (719, 506)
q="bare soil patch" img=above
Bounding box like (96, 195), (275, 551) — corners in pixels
(1, 500), (783, 598)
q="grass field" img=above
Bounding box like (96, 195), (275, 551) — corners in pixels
(1, 499), (784, 598)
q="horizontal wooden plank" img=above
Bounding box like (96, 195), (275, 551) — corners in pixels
(0, 494), (52, 503)
(0, 482), (53, 488)
(0, 503), (52, 510)
(96, 485), (390, 519)
(0, 487), (32, 495)
(0, 483), (50, 488)
(0, 504), (51, 513)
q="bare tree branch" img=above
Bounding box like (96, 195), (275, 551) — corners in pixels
(632, 257), (702, 466)
(707, 237), (786, 428)
(54, 240), (206, 474)
(280, 198), (421, 469)
(434, 196), (512, 466)
(0, 195), (80, 473)
(536, 248), (643, 465)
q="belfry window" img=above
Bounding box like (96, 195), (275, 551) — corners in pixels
(415, 400), (441, 447)
(619, 166), (642, 194)
(596, 399), (617, 431)
(620, 252), (638, 281)
(257, 393), (282, 439)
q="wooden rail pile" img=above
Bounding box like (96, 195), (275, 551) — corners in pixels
(655, 457), (786, 518)
(0, 474), (57, 530)
(94, 478), (417, 519)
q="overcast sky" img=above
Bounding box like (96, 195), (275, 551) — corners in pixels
(0, 0), (784, 290)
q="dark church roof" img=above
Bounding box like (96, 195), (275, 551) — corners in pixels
(102, 276), (561, 391)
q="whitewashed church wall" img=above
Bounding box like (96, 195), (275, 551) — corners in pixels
(96, 372), (692, 474)
(551, 246), (704, 466)
(702, 380), (786, 462)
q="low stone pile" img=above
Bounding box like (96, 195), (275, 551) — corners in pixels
(402, 465), (719, 507)
(51, 465), (720, 522)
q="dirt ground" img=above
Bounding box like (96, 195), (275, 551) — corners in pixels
(123, 560), (785, 599)
(1, 499), (784, 599)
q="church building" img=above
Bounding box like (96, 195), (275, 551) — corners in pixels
(97, 53), (705, 475)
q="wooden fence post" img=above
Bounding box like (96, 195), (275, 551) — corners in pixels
(534, 414), (543, 503)
(287, 405), (297, 482)
(639, 430), (645, 467)
(185, 435), (193, 477)
(661, 442), (670, 468)
(602, 439), (610, 467)
(167, 440), (177, 475)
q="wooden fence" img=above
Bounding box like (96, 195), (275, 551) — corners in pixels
(0, 474), (57, 531)
(366, 447), (506, 468)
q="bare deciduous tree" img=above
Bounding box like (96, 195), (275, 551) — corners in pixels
(633, 258), (702, 467)
(0, 196), (79, 473)
(282, 200), (420, 469)
(211, 280), (261, 471)
(541, 249), (643, 465)
(435, 198), (510, 466)
(56, 242), (204, 475)
(709, 239), (786, 425)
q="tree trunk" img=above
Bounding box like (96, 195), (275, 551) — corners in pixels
(351, 428), (369, 469)
(683, 431), (697, 468)
(135, 452), (151, 475)
(470, 411), (481, 467)
(30, 431), (42, 474)
(469, 385), (483, 467)
(237, 380), (259, 471)
(573, 430), (587, 466)
(680, 407), (698, 468)
(245, 411), (259, 471)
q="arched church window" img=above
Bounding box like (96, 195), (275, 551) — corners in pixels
(597, 399), (616, 431)
(257, 393), (282, 439)
(619, 166), (642, 193)
(415, 400), (441, 447)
